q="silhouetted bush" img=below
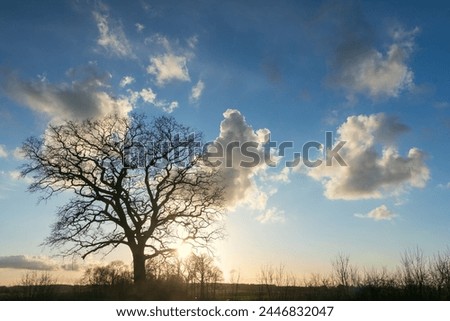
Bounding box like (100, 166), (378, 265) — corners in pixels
(19, 271), (57, 300)
(81, 261), (133, 299)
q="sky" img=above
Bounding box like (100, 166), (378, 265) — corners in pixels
(1, 0), (450, 285)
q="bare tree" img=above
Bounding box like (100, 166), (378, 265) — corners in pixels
(429, 249), (450, 299)
(258, 264), (275, 299)
(145, 255), (184, 283)
(362, 266), (394, 288)
(185, 253), (223, 299)
(82, 261), (132, 287)
(398, 247), (430, 298)
(21, 114), (225, 284)
(331, 253), (359, 288)
(20, 271), (56, 299)
(229, 269), (240, 299)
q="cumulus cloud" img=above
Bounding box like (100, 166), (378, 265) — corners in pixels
(2, 71), (132, 121)
(190, 80), (205, 103)
(308, 113), (429, 200)
(147, 53), (190, 86)
(337, 27), (417, 98)
(119, 76), (135, 87)
(208, 109), (275, 212)
(261, 167), (291, 183)
(0, 145), (7, 158)
(256, 207), (286, 224)
(325, 1), (418, 98)
(128, 87), (178, 113)
(145, 34), (195, 86)
(93, 10), (133, 58)
(355, 205), (396, 221)
(139, 88), (157, 103)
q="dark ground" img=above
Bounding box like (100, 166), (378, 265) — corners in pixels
(1, 282), (448, 301)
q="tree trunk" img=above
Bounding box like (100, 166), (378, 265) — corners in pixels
(132, 250), (147, 284)
(200, 274), (205, 299)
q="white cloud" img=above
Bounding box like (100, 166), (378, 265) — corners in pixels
(147, 53), (191, 85)
(144, 34), (197, 87)
(13, 147), (25, 160)
(119, 76), (135, 87)
(209, 109), (275, 212)
(331, 25), (418, 98)
(8, 170), (33, 184)
(127, 88), (178, 113)
(140, 88), (157, 103)
(261, 167), (291, 183)
(140, 88), (178, 113)
(135, 23), (145, 32)
(0, 145), (8, 158)
(127, 89), (140, 105)
(186, 35), (198, 49)
(437, 182), (450, 189)
(162, 101), (178, 113)
(8, 170), (21, 181)
(146, 34), (172, 51)
(308, 113), (429, 200)
(2, 72), (133, 121)
(190, 80), (205, 102)
(256, 207), (286, 224)
(355, 205), (396, 221)
(93, 10), (133, 58)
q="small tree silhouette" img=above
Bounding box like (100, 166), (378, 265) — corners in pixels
(20, 271), (56, 300)
(399, 247), (429, 299)
(185, 253), (223, 299)
(83, 261), (132, 287)
(429, 249), (450, 299)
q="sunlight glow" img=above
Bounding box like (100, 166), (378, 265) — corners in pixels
(175, 242), (193, 259)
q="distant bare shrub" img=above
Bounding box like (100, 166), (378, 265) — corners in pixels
(146, 256), (184, 283)
(331, 253), (360, 287)
(429, 249), (450, 299)
(185, 253), (223, 299)
(257, 264), (299, 300)
(398, 247), (429, 298)
(20, 271), (56, 299)
(82, 261), (132, 288)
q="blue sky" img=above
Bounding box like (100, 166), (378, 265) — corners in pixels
(1, 0), (450, 284)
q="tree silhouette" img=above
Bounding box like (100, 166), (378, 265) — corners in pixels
(21, 113), (224, 284)
(185, 253), (223, 299)
(82, 261), (132, 287)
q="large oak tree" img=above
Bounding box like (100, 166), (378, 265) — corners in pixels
(21, 113), (224, 283)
